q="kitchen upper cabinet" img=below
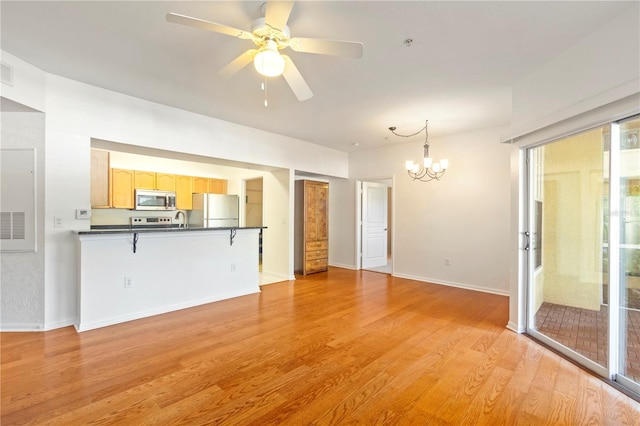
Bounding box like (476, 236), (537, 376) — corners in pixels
(209, 178), (227, 194)
(134, 170), (156, 190)
(92, 153), (227, 210)
(192, 177), (227, 194)
(295, 180), (329, 275)
(175, 175), (193, 210)
(111, 168), (134, 209)
(156, 173), (176, 191)
(91, 149), (110, 208)
(134, 171), (176, 191)
(192, 176), (208, 194)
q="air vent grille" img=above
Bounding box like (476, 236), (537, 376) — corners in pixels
(1, 212), (26, 240)
(1, 62), (14, 86)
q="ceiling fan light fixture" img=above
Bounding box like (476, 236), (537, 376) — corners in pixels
(254, 40), (285, 77)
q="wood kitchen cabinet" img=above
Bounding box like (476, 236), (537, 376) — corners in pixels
(134, 170), (155, 190)
(155, 173), (176, 191)
(209, 178), (227, 194)
(134, 171), (176, 191)
(175, 175), (193, 210)
(192, 177), (227, 194)
(295, 180), (329, 275)
(111, 168), (134, 209)
(192, 176), (209, 193)
(97, 161), (226, 210)
(90, 149), (110, 208)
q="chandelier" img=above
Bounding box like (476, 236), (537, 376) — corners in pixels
(388, 120), (448, 182)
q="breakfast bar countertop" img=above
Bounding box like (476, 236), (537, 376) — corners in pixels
(77, 226), (266, 235)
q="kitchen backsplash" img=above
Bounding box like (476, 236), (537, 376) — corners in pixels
(91, 208), (189, 226)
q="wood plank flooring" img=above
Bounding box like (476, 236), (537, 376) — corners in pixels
(2, 267), (639, 425)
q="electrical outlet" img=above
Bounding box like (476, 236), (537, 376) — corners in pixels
(231, 264), (236, 272)
(444, 257), (450, 266)
(124, 277), (133, 288)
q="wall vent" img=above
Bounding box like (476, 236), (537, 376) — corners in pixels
(1, 212), (26, 240)
(1, 62), (14, 86)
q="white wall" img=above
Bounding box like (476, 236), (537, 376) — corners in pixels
(0, 51), (46, 112)
(327, 177), (357, 269)
(0, 112), (46, 329)
(261, 169), (294, 284)
(508, 3), (640, 140)
(44, 73), (349, 176)
(77, 229), (261, 332)
(346, 127), (512, 295)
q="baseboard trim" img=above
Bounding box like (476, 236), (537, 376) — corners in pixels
(506, 321), (525, 333)
(44, 318), (76, 331)
(329, 262), (356, 270)
(392, 272), (510, 297)
(259, 271), (291, 285)
(0, 322), (45, 332)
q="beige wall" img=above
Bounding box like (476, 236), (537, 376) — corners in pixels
(541, 128), (604, 311)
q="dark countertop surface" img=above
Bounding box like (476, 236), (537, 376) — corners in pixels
(77, 226), (266, 235)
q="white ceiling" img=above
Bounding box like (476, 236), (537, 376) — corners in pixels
(1, 1), (634, 152)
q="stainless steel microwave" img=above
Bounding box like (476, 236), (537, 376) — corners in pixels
(134, 189), (176, 211)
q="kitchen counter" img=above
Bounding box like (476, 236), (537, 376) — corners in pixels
(76, 226), (263, 332)
(79, 225), (265, 235)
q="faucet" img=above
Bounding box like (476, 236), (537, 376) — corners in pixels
(174, 210), (187, 229)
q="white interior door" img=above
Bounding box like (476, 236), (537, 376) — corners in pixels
(362, 182), (388, 269)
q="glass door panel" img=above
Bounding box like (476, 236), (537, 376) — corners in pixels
(618, 117), (640, 388)
(528, 126), (609, 370)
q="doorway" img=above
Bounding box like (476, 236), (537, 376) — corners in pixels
(358, 179), (393, 274)
(245, 178), (263, 267)
(525, 116), (640, 397)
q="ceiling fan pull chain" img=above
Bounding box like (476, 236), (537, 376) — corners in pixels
(263, 76), (269, 107)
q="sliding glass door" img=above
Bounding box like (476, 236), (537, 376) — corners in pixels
(617, 118), (640, 391)
(526, 115), (639, 396)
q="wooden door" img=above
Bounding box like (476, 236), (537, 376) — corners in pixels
(90, 149), (110, 208)
(156, 173), (176, 191)
(209, 178), (227, 194)
(175, 175), (193, 210)
(314, 183), (328, 241)
(302, 180), (329, 274)
(192, 176), (209, 193)
(111, 168), (134, 209)
(134, 170), (155, 190)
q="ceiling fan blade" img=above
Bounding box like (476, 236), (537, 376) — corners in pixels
(218, 49), (258, 79)
(281, 55), (313, 101)
(264, 1), (295, 32)
(166, 12), (254, 40)
(289, 37), (363, 58)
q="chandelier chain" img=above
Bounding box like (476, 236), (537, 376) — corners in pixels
(388, 119), (447, 183)
(388, 120), (429, 139)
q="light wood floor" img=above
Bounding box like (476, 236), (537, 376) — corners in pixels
(2, 267), (639, 425)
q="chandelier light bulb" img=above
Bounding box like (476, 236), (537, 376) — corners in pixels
(391, 120), (448, 182)
(254, 40), (285, 77)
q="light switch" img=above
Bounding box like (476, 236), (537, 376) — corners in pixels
(76, 209), (91, 219)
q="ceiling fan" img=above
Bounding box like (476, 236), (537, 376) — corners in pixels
(166, 1), (364, 101)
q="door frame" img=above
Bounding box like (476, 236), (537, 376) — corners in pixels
(521, 116), (640, 397)
(355, 177), (394, 271)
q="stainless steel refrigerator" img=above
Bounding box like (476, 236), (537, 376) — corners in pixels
(190, 193), (239, 228)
